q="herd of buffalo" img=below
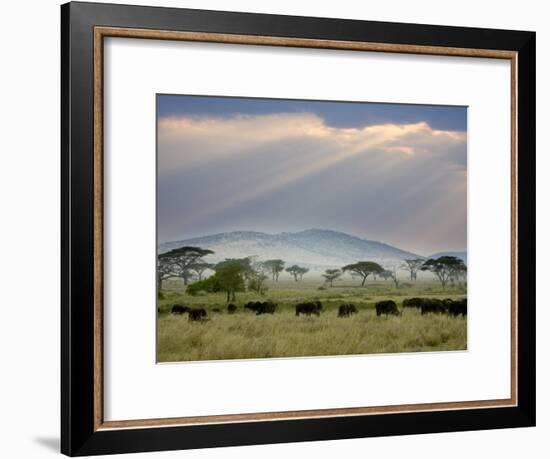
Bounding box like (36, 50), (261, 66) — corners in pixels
(167, 297), (467, 321)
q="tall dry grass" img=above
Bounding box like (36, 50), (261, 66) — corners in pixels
(157, 309), (466, 362)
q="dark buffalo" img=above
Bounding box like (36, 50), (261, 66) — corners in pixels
(402, 297), (424, 309)
(295, 301), (322, 316)
(171, 304), (190, 315)
(420, 299), (447, 315)
(258, 301), (276, 314)
(244, 301), (276, 315)
(188, 308), (208, 321)
(338, 303), (358, 317)
(227, 303), (237, 314)
(375, 300), (400, 316)
(448, 298), (467, 317)
(244, 301), (260, 313)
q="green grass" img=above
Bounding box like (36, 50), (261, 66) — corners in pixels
(157, 279), (467, 362)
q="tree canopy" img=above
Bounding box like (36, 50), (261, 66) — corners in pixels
(159, 246), (214, 263)
(157, 246), (214, 287)
(286, 265), (309, 282)
(214, 260), (247, 302)
(214, 257), (253, 274)
(342, 261), (384, 286)
(420, 256), (466, 287)
(401, 258), (425, 281)
(187, 258), (247, 301)
(261, 259), (285, 281)
(322, 268), (342, 287)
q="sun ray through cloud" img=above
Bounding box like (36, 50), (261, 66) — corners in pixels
(157, 97), (466, 255)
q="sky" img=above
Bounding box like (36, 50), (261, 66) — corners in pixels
(157, 95), (467, 256)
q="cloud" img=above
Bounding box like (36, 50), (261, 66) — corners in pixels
(158, 113), (465, 173)
(157, 112), (466, 254)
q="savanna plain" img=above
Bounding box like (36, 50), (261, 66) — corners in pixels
(157, 277), (467, 362)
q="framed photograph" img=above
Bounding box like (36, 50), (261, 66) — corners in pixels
(61, 1), (536, 456)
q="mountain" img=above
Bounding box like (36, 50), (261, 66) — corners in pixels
(427, 251), (467, 264)
(159, 229), (423, 272)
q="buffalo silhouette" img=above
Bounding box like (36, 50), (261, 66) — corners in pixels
(375, 300), (400, 316)
(338, 303), (358, 317)
(171, 304), (190, 315)
(188, 308), (208, 321)
(402, 297), (423, 309)
(420, 299), (447, 315)
(295, 301), (322, 316)
(244, 301), (276, 315)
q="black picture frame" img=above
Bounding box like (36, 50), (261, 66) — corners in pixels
(61, 1), (535, 456)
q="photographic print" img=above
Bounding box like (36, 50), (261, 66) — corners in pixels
(156, 95), (467, 362)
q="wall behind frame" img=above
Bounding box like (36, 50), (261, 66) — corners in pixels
(0, 0), (544, 458)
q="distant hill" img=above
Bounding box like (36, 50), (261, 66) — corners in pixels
(159, 229), (423, 272)
(427, 251), (467, 264)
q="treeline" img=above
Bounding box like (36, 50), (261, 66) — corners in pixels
(330, 257), (466, 289)
(158, 246), (467, 302)
(158, 248), (288, 302)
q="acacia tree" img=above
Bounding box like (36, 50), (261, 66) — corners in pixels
(213, 259), (247, 302)
(216, 257), (254, 279)
(178, 269), (195, 285)
(246, 259), (270, 295)
(401, 258), (425, 281)
(342, 261), (384, 286)
(286, 265), (308, 282)
(297, 267), (309, 281)
(420, 256), (466, 288)
(158, 246), (214, 285)
(322, 269), (342, 287)
(262, 259), (285, 281)
(157, 257), (176, 290)
(189, 261), (213, 281)
(449, 261), (467, 286)
(390, 266), (400, 289)
(379, 270), (394, 281)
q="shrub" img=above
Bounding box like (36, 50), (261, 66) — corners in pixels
(186, 276), (221, 296)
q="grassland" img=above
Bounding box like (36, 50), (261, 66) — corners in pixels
(157, 277), (467, 362)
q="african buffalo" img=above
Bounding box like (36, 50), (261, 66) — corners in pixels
(244, 301), (259, 312)
(227, 303), (237, 314)
(375, 300), (400, 316)
(448, 298), (467, 317)
(420, 299), (447, 315)
(188, 308), (208, 321)
(171, 304), (190, 315)
(295, 301), (322, 316)
(338, 303), (358, 317)
(402, 297), (424, 309)
(244, 301), (276, 315)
